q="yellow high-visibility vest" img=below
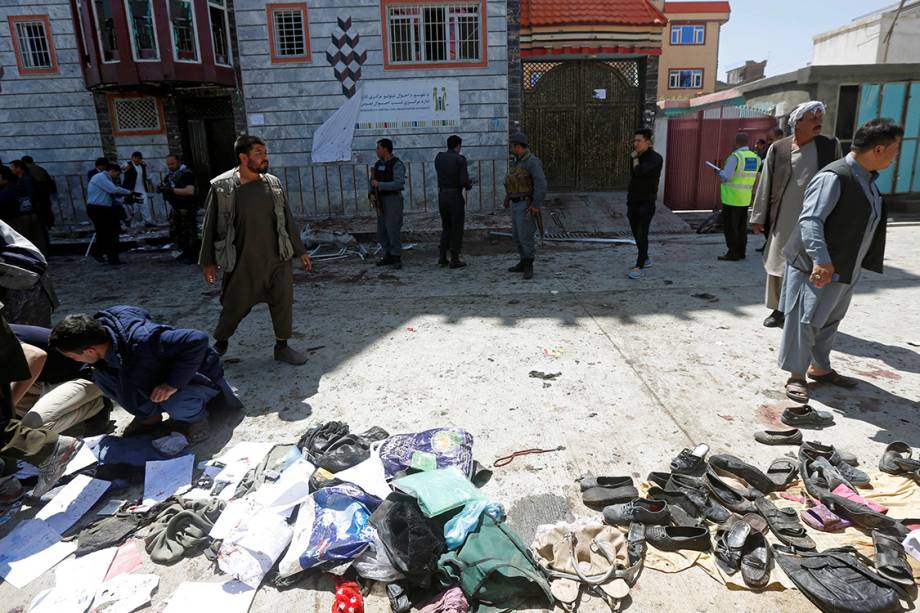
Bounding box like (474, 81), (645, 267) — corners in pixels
(720, 149), (761, 206)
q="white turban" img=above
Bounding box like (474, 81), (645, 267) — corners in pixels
(789, 100), (826, 128)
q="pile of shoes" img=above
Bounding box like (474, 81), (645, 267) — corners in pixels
(577, 439), (919, 598)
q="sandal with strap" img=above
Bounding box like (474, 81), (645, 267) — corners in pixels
(807, 369), (859, 388)
(766, 458), (799, 489)
(715, 520), (751, 575)
(872, 528), (915, 586)
(754, 496), (816, 550)
(784, 377), (809, 403)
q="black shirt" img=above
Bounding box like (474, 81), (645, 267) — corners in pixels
(164, 167), (198, 210)
(627, 148), (663, 202)
(10, 324), (87, 384)
(434, 150), (472, 191)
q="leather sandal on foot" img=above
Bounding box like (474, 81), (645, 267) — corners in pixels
(784, 378), (809, 403)
(872, 528), (915, 586)
(754, 496), (816, 550)
(807, 369), (859, 388)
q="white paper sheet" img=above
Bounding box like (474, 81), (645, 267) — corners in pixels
(251, 458), (314, 515)
(162, 580), (257, 613)
(30, 547), (119, 613)
(63, 443), (99, 477)
(142, 454), (194, 507)
(218, 512), (293, 587)
(35, 475), (110, 534)
(92, 573), (159, 613)
(333, 452), (391, 500)
(96, 499), (126, 516)
(209, 496), (262, 540)
(311, 89), (362, 163)
(0, 519), (76, 588)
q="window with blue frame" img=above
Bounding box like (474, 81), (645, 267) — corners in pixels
(668, 69), (703, 89)
(670, 24), (705, 45)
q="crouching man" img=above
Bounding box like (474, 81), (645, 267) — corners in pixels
(49, 305), (242, 443)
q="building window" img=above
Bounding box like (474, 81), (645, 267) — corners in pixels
(209, 0), (231, 65)
(110, 95), (164, 135)
(125, 0), (158, 60)
(8, 15), (58, 75)
(835, 84), (860, 155)
(384, 1), (486, 67)
(670, 24), (705, 45)
(267, 3), (310, 63)
(92, 0), (119, 61)
(168, 0), (199, 61)
(668, 68), (703, 89)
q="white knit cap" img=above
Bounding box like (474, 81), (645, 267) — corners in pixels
(789, 100), (826, 128)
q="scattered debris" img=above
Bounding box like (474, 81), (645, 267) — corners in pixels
(529, 371), (561, 381)
(691, 292), (719, 302)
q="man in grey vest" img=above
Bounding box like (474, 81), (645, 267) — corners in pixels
(751, 101), (842, 329)
(503, 132), (547, 280)
(778, 118), (902, 404)
(199, 135), (313, 365)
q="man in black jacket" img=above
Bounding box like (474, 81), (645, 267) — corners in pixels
(626, 128), (663, 279)
(434, 135), (472, 268)
(158, 155), (199, 263)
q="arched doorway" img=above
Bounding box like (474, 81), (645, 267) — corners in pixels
(522, 60), (641, 191)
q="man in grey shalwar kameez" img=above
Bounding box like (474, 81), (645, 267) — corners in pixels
(751, 101), (841, 329)
(778, 118), (902, 404)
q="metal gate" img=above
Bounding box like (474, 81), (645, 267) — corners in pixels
(522, 60), (641, 191)
(664, 105), (776, 210)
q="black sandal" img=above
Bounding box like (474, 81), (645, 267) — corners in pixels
(872, 529), (915, 586)
(784, 377), (809, 403)
(754, 496), (815, 550)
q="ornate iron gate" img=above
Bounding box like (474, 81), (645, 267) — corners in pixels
(522, 60), (641, 191)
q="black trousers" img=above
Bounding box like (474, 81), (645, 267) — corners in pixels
(438, 191), (466, 258)
(626, 199), (655, 269)
(722, 205), (750, 258)
(87, 205), (122, 262)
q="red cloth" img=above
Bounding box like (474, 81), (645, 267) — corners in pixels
(332, 581), (363, 613)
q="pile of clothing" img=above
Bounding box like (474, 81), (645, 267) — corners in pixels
(569, 439), (920, 612)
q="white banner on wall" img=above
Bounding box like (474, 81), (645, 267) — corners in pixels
(356, 79), (460, 130)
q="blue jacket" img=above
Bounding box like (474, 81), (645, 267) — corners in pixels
(90, 305), (223, 412)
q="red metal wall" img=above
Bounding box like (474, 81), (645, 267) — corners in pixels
(664, 107), (777, 210)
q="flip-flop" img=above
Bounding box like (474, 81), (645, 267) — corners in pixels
(872, 529), (915, 586)
(766, 458), (798, 489)
(784, 378), (809, 403)
(807, 369), (859, 388)
(800, 504), (852, 532)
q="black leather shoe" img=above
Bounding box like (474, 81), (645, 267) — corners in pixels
(522, 259), (534, 280)
(438, 248), (449, 267)
(717, 252), (740, 261)
(705, 466), (755, 513)
(449, 259), (466, 269)
(508, 260), (525, 273)
(763, 310), (785, 328)
(603, 498), (669, 525)
(376, 255), (394, 266)
(709, 454), (775, 497)
(645, 487), (703, 527)
(646, 526), (711, 552)
(392, 256), (402, 270)
(665, 473), (731, 524)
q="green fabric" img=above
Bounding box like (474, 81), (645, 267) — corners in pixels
(721, 149), (761, 206)
(202, 168), (296, 273)
(142, 497), (225, 564)
(392, 466), (485, 517)
(437, 514), (554, 612)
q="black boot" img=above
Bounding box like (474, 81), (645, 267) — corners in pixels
(523, 259), (534, 280)
(376, 254), (394, 266)
(508, 260), (526, 273)
(449, 252), (466, 269)
(392, 256), (402, 270)
(438, 247), (449, 267)
(763, 310), (785, 328)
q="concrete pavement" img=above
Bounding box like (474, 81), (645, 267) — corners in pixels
(2, 222), (918, 612)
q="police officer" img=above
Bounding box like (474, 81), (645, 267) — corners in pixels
(503, 132), (547, 280)
(434, 135), (472, 268)
(158, 154), (198, 263)
(369, 139), (406, 270)
(714, 132), (761, 261)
